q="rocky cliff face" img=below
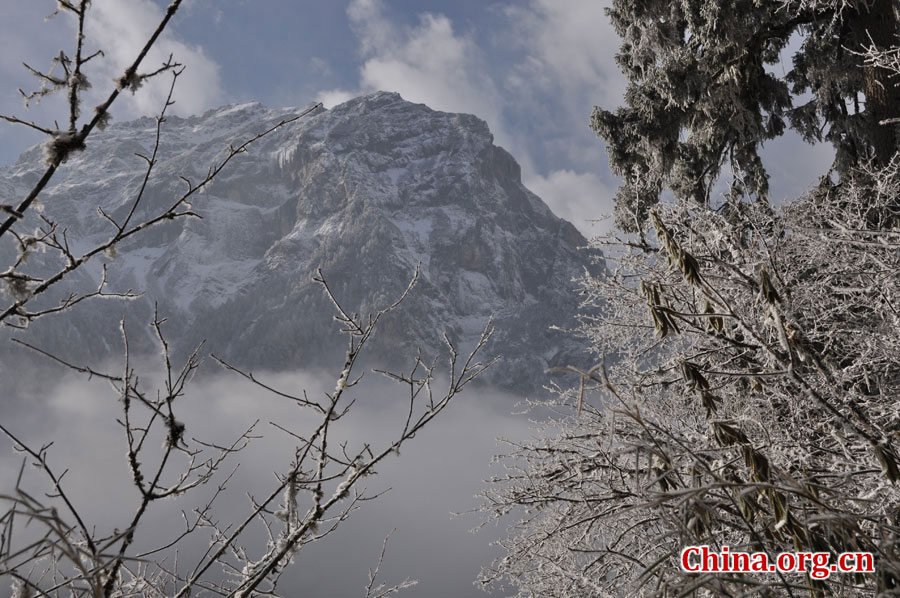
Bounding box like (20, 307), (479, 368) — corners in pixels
(0, 92), (600, 393)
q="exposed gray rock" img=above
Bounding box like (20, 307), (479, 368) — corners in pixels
(1, 92), (601, 394)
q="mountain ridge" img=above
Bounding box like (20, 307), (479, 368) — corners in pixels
(1, 91), (600, 393)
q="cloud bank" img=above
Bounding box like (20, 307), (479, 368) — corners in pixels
(1, 364), (530, 597)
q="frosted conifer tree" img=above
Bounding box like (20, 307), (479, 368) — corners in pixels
(592, 0), (900, 231)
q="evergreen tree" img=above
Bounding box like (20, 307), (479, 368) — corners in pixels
(591, 0), (900, 231)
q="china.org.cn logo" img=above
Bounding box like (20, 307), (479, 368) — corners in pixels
(680, 545), (874, 580)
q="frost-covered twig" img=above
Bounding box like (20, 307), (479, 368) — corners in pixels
(0, 0), (186, 240)
(482, 162), (900, 596)
(365, 530), (418, 598)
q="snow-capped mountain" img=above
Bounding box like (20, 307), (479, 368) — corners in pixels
(1, 92), (600, 393)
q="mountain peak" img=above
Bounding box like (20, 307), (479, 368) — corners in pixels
(335, 90), (405, 107)
(1, 94), (599, 393)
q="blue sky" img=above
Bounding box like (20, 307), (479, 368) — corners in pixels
(0, 0), (832, 234)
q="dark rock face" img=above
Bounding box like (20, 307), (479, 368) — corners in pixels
(1, 92), (601, 394)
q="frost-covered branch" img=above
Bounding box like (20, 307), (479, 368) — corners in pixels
(483, 162), (900, 597)
(0, 0), (186, 241)
(3, 263), (493, 597)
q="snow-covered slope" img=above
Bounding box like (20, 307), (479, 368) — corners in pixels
(1, 92), (600, 393)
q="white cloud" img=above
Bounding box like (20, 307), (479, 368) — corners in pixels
(355, 12), (497, 117)
(498, 0), (622, 176)
(85, 0), (224, 118)
(327, 0), (510, 148)
(316, 88), (356, 109)
(524, 169), (616, 237)
(347, 0), (395, 57)
(504, 1), (623, 109)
